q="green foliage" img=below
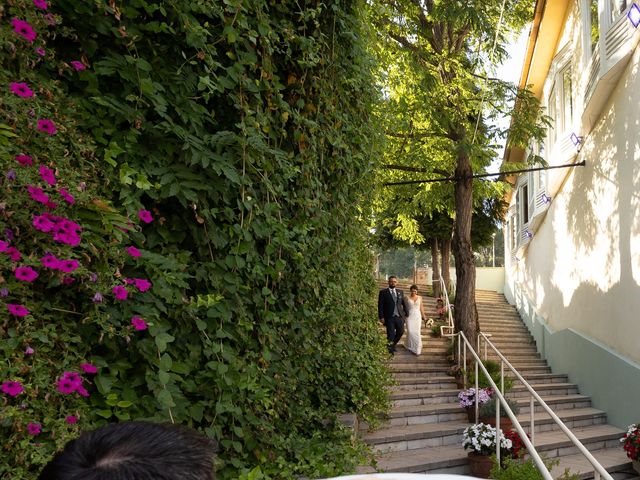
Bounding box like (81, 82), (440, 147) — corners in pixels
(478, 396), (520, 417)
(1, 1), (393, 479)
(468, 359), (514, 391)
(491, 456), (581, 480)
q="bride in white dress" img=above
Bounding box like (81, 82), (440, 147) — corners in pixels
(404, 285), (425, 355)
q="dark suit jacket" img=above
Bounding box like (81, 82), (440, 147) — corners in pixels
(378, 288), (408, 320)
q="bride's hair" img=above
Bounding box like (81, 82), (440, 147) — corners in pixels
(409, 284), (418, 292)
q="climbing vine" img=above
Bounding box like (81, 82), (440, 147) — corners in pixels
(1, 1), (390, 478)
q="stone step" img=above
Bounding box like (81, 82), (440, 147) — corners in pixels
(374, 407), (608, 439)
(367, 423), (623, 458)
(358, 443), (630, 477)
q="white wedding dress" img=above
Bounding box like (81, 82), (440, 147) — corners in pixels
(404, 297), (423, 355)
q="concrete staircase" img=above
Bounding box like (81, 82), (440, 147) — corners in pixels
(360, 285), (635, 479)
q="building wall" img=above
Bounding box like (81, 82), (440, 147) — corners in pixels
(505, 8), (640, 427)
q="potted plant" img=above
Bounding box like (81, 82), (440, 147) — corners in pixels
(431, 324), (441, 337)
(468, 359), (514, 392)
(490, 456), (580, 480)
(459, 387), (493, 422)
(620, 423), (640, 474)
(478, 396), (520, 430)
(462, 422), (513, 478)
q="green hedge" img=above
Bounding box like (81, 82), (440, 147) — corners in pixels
(1, 1), (390, 478)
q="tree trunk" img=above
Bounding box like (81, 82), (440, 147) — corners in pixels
(451, 151), (480, 344)
(431, 237), (440, 299)
(441, 236), (451, 295)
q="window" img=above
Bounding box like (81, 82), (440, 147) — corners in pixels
(590, 0), (600, 52)
(546, 64), (573, 148)
(610, 0), (628, 22)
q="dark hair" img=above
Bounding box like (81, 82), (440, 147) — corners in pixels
(38, 421), (217, 480)
(409, 284), (418, 291)
(388, 275), (397, 280)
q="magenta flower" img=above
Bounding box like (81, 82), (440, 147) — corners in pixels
(10, 82), (34, 98)
(45, 200), (58, 210)
(62, 277), (75, 285)
(35, 47), (46, 57)
(1, 380), (24, 397)
(138, 209), (153, 223)
(58, 188), (75, 204)
(133, 278), (152, 292)
(15, 154), (33, 166)
(27, 185), (50, 204)
(65, 415), (78, 424)
(6, 247), (22, 262)
(0, 240), (9, 252)
(112, 285), (128, 300)
(70, 61), (86, 71)
(126, 246), (141, 257)
(6, 170), (17, 182)
(7, 304), (30, 317)
(33, 0), (48, 9)
(34, 215), (55, 233)
(54, 231), (81, 246)
(27, 423), (42, 435)
(58, 259), (79, 273)
(92, 292), (103, 303)
(37, 119), (57, 135)
(15, 266), (39, 282)
(56, 372), (82, 394)
(39, 165), (57, 185)
(80, 363), (98, 374)
(11, 18), (37, 42)
(40, 253), (60, 269)
(131, 316), (148, 331)
(76, 386), (90, 398)
(25, 346), (35, 355)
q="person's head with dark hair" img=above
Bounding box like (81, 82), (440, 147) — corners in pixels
(38, 421), (217, 480)
(409, 284), (418, 294)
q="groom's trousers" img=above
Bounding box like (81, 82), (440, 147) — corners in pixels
(384, 315), (405, 353)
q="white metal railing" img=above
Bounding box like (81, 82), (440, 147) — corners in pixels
(454, 329), (615, 480)
(437, 276), (455, 337)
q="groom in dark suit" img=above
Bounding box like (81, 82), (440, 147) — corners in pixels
(378, 276), (407, 355)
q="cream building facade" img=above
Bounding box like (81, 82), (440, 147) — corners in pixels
(503, 0), (640, 427)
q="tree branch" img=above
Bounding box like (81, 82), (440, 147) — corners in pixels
(384, 164), (450, 177)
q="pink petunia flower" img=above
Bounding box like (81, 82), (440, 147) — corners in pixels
(58, 188), (75, 204)
(25, 346), (35, 355)
(27, 423), (42, 435)
(80, 363), (98, 374)
(33, 0), (48, 9)
(7, 304), (30, 317)
(15, 266), (39, 282)
(27, 185), (50, 204)
(133, 278), (152, 292)
(137, 209), (153, 223)
(33, 215), (55, 233)
(76, 386), (90, 398)
(15, 154), (33, 166)
(53, 232), (81, 246)
(35, 47), (46, 57)
(1, 380), (24, 397)
(70, 61), (86, 71)
(37, 119), (57, 135)
(62, 277), (75, 285)
(11, 18), (37, 42)
(6, 247), (22, 262)
(112, 285), (128, 300)
(65, 415), (78, 424)
(58, 259), (79, 273)
(39, 165), (57, 185)
(10, 82), (34, 98)
(56, 371), (82, 394)
(92, 292), (103, 303)
(40, 253), (60, 269)
(0, 240), (8, 252)
(126, 246), (141, 257)
(131, 316), (148, 331)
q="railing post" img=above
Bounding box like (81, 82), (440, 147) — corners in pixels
(530, 396), (535, 446)
(500, 362), (504, 395)
(474, 358), (479, 423)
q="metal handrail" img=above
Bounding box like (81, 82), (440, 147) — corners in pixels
(477, 332), (613, 480)
(437, 276), (455, 337)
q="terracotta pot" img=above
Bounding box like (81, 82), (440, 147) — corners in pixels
(468, 452), (495, 478)
(479, 415), (513, 431)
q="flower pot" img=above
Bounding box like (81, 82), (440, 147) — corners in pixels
(468, 452), (494, 478)
(466, 407), (476, 423)
(633, 460), (640, 475)
(479, 415), (513, 431)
